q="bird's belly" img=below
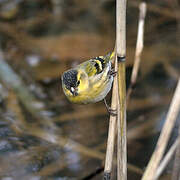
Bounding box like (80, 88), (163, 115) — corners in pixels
(91, 76), (113, 103)
(69, 76), (113, 104)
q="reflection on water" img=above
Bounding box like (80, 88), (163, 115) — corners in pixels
(0, 0), (179, 179)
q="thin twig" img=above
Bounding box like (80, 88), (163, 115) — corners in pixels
(155, 139), (179, 179)
(116, 0), (127, 179)
(127, 2), (147, 105)
(104, 52), (118, 179)
(142, 78), (180, 180)
(172, 123), (180, 179)
(129, 0), (180, 20)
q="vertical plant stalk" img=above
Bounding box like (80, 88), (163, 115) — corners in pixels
(117, 59), (126, 180)
(116, 0), (127, 179)
(142, 78), (180, 180)
(126, 2), (147, 105)
(104, 53), (118, 179)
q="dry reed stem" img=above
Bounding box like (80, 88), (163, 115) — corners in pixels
(104, 52), (118, 179)
(142, 78), (180, 180)
(116, 0), (127, 179)
(127, 2), (147, 105)
(117, 60), (126, 180)
(155, 138), (179, 179)
(130, 0), (180, 19)
(172, 125), (180, 179)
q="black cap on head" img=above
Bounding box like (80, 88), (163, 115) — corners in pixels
(62, 70), (78, 90)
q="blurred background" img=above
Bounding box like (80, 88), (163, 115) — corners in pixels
(0, 0), (179, 179)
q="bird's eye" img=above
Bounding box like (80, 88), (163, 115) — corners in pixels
(77, 80), (80, 86)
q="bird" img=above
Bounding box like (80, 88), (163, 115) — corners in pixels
(61, 52), (115, 104)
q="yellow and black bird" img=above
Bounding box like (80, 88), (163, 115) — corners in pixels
(61, 52), (115, 104)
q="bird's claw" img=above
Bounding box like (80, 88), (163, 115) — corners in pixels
(109, 69), (117, 77)
(104, 98), (117, 116)
(108, 108), (117, 116)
